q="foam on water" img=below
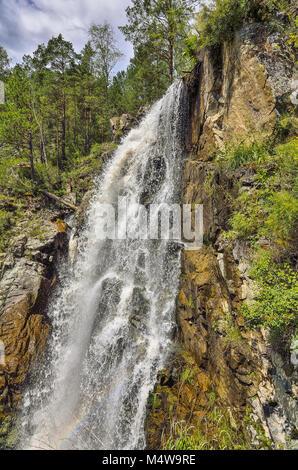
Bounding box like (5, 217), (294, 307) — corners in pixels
(19, 81), (186, 450)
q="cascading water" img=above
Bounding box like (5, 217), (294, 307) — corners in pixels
(18, 80), (186, 450)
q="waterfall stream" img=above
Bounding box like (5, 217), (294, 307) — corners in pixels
(19, 81), (186, 450)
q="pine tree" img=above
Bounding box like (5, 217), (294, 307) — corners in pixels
(120, 0), (197, 85)
(33, 35), (79, 169)
(0, 65), (38, 180)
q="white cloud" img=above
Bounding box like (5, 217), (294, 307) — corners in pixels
(0, 0), (133, 71)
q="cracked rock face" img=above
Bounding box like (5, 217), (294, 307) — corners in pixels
(146, 23), (297, 449)
(185, 23), (296, 160)
(0, 217), (68, 409)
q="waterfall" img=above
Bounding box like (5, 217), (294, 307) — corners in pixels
(19, 81), (186, 450)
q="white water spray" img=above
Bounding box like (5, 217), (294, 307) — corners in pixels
(19, 81), (186, 450)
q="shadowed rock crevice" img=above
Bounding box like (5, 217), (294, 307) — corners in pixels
(146, 22), (297, 450)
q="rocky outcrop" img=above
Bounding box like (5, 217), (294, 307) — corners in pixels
(0, 208), (69, 410)
(0, 144), (116, 425)
(146, 23), (297, 449)
(110, 114), (134, 142)
(110, 107), (150, 142)
(185, 23), (296, 160)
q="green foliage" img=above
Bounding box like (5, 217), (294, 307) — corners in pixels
(265, 191), (298, 245)
(196, 0), (247, 48)
(216, 140), (269, 169)
(0, 151), (33, 195)
(188, 0), (297, 52)
(183, 34), (199, 67)
(33, 163), (61, 192)
(149, 392), (162, 409)
(225, 326), (245, 346)
(273, 137), (298, 191)
(164, 421), (208, 450)
(89, 23), (123, 87)
(0, 414), (18, 450)
(222, 137), (298, 246)
(164, 406), (250, 450)
(61, 142), (115, 198)
(0, 45), (10, 79)
(187, 295), (194, 309)
(242, 251), (298, 336)
(228, 187), (297, 245)
(120, 0), (196, 84)
(180, 367), (195, 385)
(0, 65), (37, 151)
(218, 125), (297, 344)
(276, 113), (298, 141)
(0, 210), (11, 236)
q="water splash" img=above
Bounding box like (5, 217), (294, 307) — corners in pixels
(19, 81), (186, 450)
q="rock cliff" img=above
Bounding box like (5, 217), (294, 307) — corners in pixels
(0, 201), (71, 446)
(0, 20), (296, 451)
(146, 23), (297, 450)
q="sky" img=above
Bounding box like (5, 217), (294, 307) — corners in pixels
(0, 0), (134, 72)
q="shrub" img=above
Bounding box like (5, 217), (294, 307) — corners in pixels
(228, 188), (297, 246)
(275, 114), (298, 141)
(242, 251), (298, 336)
(273, 138), (298, 191)
(34, 162), (62, 193)
(264, 191), (298, 246)
(189, 0), (296, 51)
(216, 140), (269, 169)
(164, 406), (250, 450)
(221, 136), (298, 246)
(0, 154), (32, 195)
(196, 0), (246, 48)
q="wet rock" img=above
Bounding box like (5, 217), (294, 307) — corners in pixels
(147, 21), (297, 450)
(177, 247), (255, 411)
(0, 218), (68, 408)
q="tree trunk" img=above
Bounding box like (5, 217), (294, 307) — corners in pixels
(29, 131), (35, 181)
(42, 190), (78, 211)
(40, 137), (44, 164)
(73, 96), (77, 146)
(61, 89), (66, 167)
(56, 117), (61, 170)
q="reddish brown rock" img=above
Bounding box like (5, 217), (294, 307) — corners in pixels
(0, 219), (68, 408)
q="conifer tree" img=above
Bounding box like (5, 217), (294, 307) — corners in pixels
(0, 65), (38, 180)
(120, 0), (197, 84)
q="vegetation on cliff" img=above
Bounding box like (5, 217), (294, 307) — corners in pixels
(146, 0), (297, 451)
(0, 0), (297, 451)
(186, 0), (297, 54)
(215, 121), (298, 342)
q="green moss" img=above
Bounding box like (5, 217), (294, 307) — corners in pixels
(0, 414), (18, 450)
(225, 326), (245, 345)
(149, 392), (162, 409)
(187, 296), (194, 309)
(180, 368), (195, 385)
